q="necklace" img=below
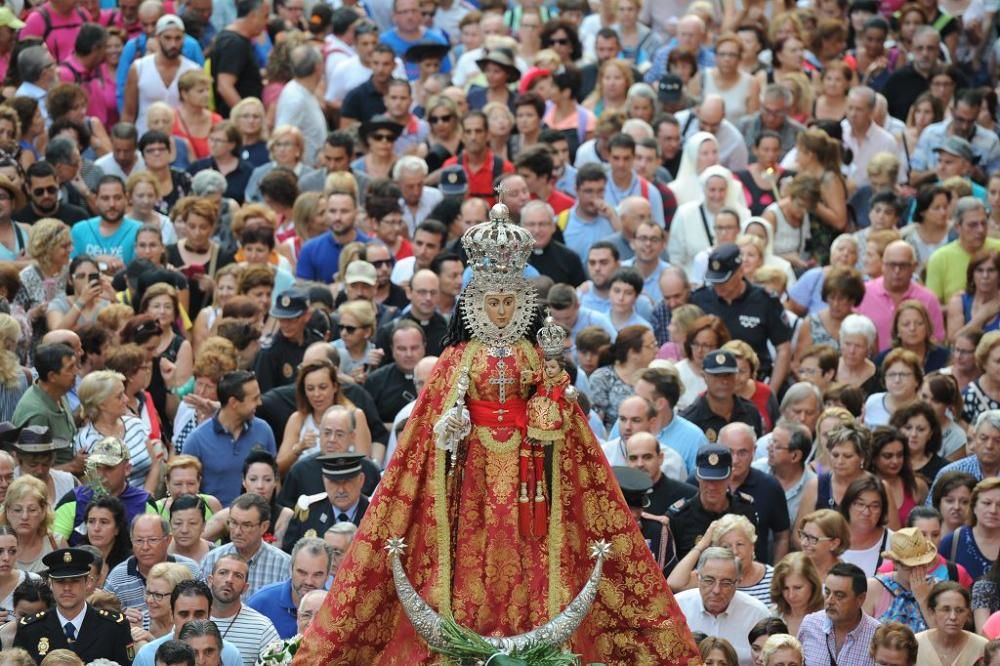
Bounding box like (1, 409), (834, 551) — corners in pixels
(219, 606), (242, 641)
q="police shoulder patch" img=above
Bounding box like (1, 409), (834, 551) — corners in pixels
(737, 491), (755, 504)
(668, 498), (688, 513)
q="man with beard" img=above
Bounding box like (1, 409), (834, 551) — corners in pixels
(70, 175), (140, 271)
(14, 161), (89, 225)
(122, 15), (201, 134)
(340, 44), (398, 128)
(248, 539), (333, 639)
(207, 554), (279, 666)
(297, 190), (369, 284)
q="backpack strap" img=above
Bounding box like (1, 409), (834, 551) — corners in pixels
(575, 106), (587, 145)
(950, 526), (962, 562)
(491, 155), (504, 184)
(946, 561), (958, 581)
(556, 209), (571, 231)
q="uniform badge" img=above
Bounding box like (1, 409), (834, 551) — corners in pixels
(63, 551), (72, 563)
(127, 643), (136, 660)
(706, 429), (717, 443)
(281, 295), (291, 307)
(304, 529), (317, 538)
(447, 172), (458, 184)
(714, 353), (726, 365)
(711, 260), (720, 270)
(38, 637), (49, 656)
(320, 513), (328, 524)
(708, 453), (719, 465)
(282, 363), (293, 378)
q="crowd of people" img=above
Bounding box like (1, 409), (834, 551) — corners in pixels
(0, 0), (996, 661)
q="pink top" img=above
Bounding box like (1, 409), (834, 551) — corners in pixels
(20, 2), (88, 63)
(876, 553), (974, 588)
(57, 55), (114, 127)
(656, 342), (683, 361)
(855, 277), (947, 352)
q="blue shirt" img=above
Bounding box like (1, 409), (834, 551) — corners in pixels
(570, 307), (616, 345)
(247, 580), (299, 639)
(296, 231), (370, 284)
(605, 173), (665, 228)
(70, 217), (141, 264)
(607, 413), (706, 475)
(182, 415), (277, 507)
(556, 164), (577, 197)
(910, 120), (1000, 174)
(379, 28), (451, 80)
(563, 207), (615, 264)
(133, 632), (242, 666)
(622, 258), (670, 303)
(644, 43), (716, 84)
(926, 454), (986, 505)
(115, 34), (205, 112)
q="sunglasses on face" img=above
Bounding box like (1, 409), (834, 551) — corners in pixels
(370, 259), (393, 268)
(549, 37), (570, 45)
(32, 185), (58, 197)
(340, 325), (361, 334)
(370, 133), (395, 143)
(428, 114), (454, 124)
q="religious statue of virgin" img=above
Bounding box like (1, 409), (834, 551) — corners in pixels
(291, 197), (700, 665)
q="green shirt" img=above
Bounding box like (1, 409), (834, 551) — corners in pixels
(926, 238), (1000, 304)
(11, 384), (77, 464)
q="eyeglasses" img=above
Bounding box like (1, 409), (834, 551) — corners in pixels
(145, 590), (171, 601)
(699, 576), (737, 590)
(7, 505), (41, 516)
(370, 133), (395, 143)
(32, 185), (58, 197)
(851, 500), (883, 514)
(227, 519), (261, 532)
(885, 371), (914, 381)
(134, 536), (168, 547)
(370, 259), (393, 268)
(797, 530), (834, 546)
(428, 114), (454, 124)
(634, 235), (663, 244)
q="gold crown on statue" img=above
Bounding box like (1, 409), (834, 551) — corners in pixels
(537, 314), (567, 359)
(461, 186), (535, 281)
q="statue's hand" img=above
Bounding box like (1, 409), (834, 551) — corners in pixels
(564, 385), (578, 403)
(433, 405), (471, 451)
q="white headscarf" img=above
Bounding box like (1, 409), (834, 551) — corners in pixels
(742, 216), (797, 287)
(668, 131), (719, 206)
(698, 165), (750, 219)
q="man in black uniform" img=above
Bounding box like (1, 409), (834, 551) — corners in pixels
(365, 320), (424, 426)
(254, 287), (323, 393)
(680, 349), (764, 440)
(16, 548), (135, 664)
(690, 243), (792, 391)
(668, 446), (759, 561)
(282, 453), (371, 552)
(373, 269), (448, 362)
(521, 200), (587, 287)
(614, 466), (674, 576)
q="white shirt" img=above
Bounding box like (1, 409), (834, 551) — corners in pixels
(94, 152), (145, 180)
(674, 589), (771, 666)
(451, 46), (529, 88)
(275, 79), (328, 166)
(390, 255), (417, 286)
(384, 399), (416, 469)
(841, 118), (903, 187)
(601, 437), (687, 482)
(323, 35), (356, 102)
(400, 187), (444, 238)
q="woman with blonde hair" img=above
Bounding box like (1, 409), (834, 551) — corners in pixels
(657, 303), (704, 361)
(760, 634), (803, 666)
(277, 360), (372, 475)
(583, 59), (634, 117)
(245, 126), (317, 203)
(282, 192), (327, 264)
(0, 314), (26, 421)
(483, 102), (515, 162)
(962, 331), (1000, 425)
(423, 95), (463, 175)
(125, 172), (174, 245)
(73, 370), (157, 494)
(136, 561), (194, 640)
(668, 514), (774, 604)
(15, 218), (71, 338)
(139, 282), (194, 427)
(156, 456), (222, 517)
(796, 509), (850, 579)
(230, 97), (269, 168)
(0, 648), (36, 666)
(333, 300), (379, 382)
(864, 348), (924, 428)
(0, 476), (60, 574)
(769, 553), (823, 636)
(171, 70), (220, 161)
(190, 264), (241, 355)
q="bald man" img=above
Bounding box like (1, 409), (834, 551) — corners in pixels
(383, 355), (439, 468)
(674, 94), (749, 170)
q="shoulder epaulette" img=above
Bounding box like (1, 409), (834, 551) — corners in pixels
(295, 492), (327, 520)
(19, 610), (46, 625)
(737, 491), (755, 504)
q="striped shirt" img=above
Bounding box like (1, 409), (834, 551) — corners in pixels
(211, 606), (280, 666)
(104, 554), (201, 612)
(73, 416), (153, 489)
(201, 542), (291, 598)
(798, 609), (881, 666)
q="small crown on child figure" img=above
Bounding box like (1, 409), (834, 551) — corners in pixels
(537, 313), (567, 359)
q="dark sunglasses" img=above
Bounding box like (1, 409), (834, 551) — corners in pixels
(428, 114), (454, 124)
(370, 133), (395, 143)
(340, 324), (361, 334)
(549, 37), (570, 45)
(370, 259), (393, 268)
(32, 185), (58, 196)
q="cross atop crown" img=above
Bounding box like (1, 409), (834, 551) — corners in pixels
(495, 181), (507, 205)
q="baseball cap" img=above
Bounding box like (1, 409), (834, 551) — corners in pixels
(703, 243), (742, 285)
(696, 445), (732, 481)
(344, 261), (377, 286)
(657, 74), (683, 104)
(156, 14), (185, 35)
(703, 350), (738, 375)
(933, 135), (976, 163)
(89, 437), (130, 467)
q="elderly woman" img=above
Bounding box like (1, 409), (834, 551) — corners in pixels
(138, 562), (194, 640)
(835, 313), (881, 395)
(795, 267), (864, 362)
(669, 164), (749, 273)
(139, 130), (191, 216)
(230, 97), (269, 168)
(105, 342), (161, 442)
(165, 494), (213, 564)
(768, 553), (823, 637)
(0, 476), (61, 573)
(939, 476), (1000, 581)
(916, 582), (987, 666)
(588, 325), (659, 429)
(172, 346), (237, 455)
(874, 301), (950, 375)
(787, 234), (859, 316)
(81, 494), (131, 572)
(166, 197), (236, 319)
(73, 370), (157, 494)
(171, 71), (220, 161)
(947, 251), (1000, 342)
(14, 219), (71, 333)
(624, 83), (658, 123)
(759, 635), (803, 666)
(676, 315), (732, 410)
(668, 514), (774, 604)
(186, 121), (254, 205)
(840, 473), (895, 576)
(864, 349), (924, 428)
(9, 427), (75, 510)
(245, 126), (317, 204)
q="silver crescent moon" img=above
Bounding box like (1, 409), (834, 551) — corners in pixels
(386, 537), (609, 651)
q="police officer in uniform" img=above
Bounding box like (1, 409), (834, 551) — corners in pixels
(253, 287), (324, 393)
(680, 349), (764, 440)
(668, 446), (759, 561)
(614, 466), (674, 575)
(15, 548), (135, 664)
(282, 453), (371, 551)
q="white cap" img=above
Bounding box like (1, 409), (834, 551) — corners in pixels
(156, 14), (185, 35)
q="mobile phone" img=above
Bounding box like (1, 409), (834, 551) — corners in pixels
(182, 264), (205, 279)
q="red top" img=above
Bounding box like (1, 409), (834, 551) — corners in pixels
(172, 111), (222, 161)
(545, 189), (575, 214)
(442, 149), (514, 206)
(395, 238), (413, 260)
(749, 380), (775, 432)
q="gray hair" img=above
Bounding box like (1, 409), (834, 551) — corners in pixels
(291, 45), (323, 79)
(848, 85), (877, 109)
(954, 196), (986, 225)
(763, 83), (793, 106)
(321, 404), (356, 431)
(392, 155), (429, 180)
(326, 521), (358, 539)
(521, 199), (555, 221)
(110, 122), (139, 143)
(831, 233), (858, 255)
(131, 513), (171, 536)
(78, 370), (127, 423)
(625, 83), (657, 110)
(191, 169), (228, 196)
(290, 535), (336, 575)
(697, 546), (743, 578)
(178, 620), (222, 648)
(621, 118), (654, 141)
(780, 382), (822, 412)
(719, 422), (756, 447)
(840, 313), (877, 349)
(913, 25), (940, 44)
(17, 46), (50, 84)
(975, 410), (1000, 434)
(45, 137), (78, 166)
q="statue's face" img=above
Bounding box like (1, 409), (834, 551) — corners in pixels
(484, 292), (516, 328)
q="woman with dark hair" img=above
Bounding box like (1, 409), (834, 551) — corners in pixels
(916, 581), (986, 665)
(166, 493), (212, 564)
(0, 525), (40, 618)
(874, 301), (950, 375)
(938, 477), (1000, 580)
(7, 96), (43, 169)
(757, 35), (809, 89)
(588, 324), (658, 429)
(946, 250), (1000, 341)
(203, 450), (293, 547)
(47, 255), (115, 332)
(748, 617), (791, 666)
(540, 18), (582, 66)
(45, 82), (112, 159)
(795, 127), (849, 266)
(891, 400), (947, 485)
(186, 121), (254, 205)
(106, 340), (162, 443)
(868, 426), (928, 526)
(904, 185), (952, 270)
(676, 315), (732, 410)
(541, 66), (596, 153)
(931, 472), (976, 538)
(699, 637), (739, 666)
(840, 472), (894, 576)
(82, 495), (131, 571)
(865, 348), (925, 428)
(139, 130), (191, 216)
(736, 131), (786, 217)
(918, 373), (967, 460)
(794, 266), (864, 358)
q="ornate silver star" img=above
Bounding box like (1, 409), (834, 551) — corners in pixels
(385, 537), (408, 557)
(589, 540), (612, 560)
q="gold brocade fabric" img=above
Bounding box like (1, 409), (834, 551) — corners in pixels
(291, 340), (702, 665)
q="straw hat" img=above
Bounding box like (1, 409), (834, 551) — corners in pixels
(880, 527), (938, 567)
